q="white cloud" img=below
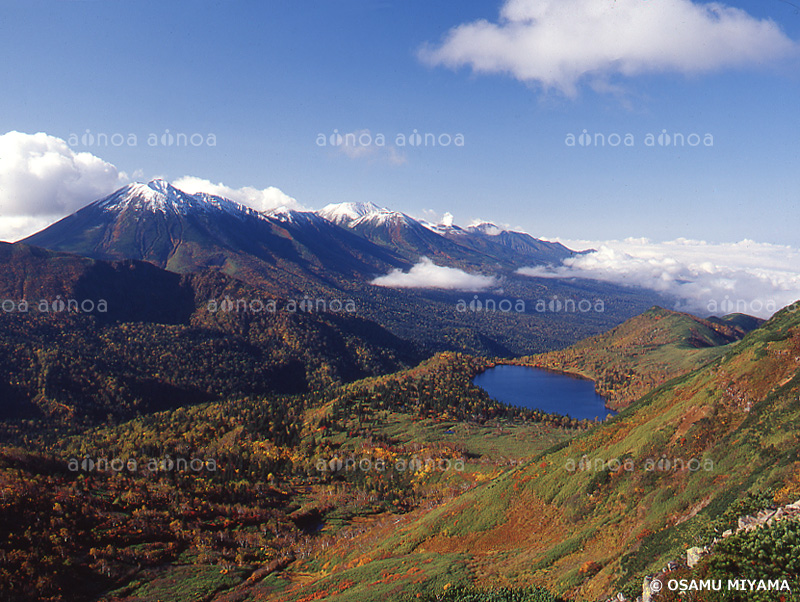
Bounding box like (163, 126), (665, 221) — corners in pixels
(0, 131), (129, 240)
(419, 210), (456, 227)
(469, 220), (504, 235)
(518, 238), (800, 318)
(172, 176), (305, 212)
(0, 131), (307, 240)
(0, 216), (66, 244)
(372, 257), (498, 291)
(420, 0), (797, 95)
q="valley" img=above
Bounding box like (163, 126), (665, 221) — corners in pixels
(4, 1), (800, 599)
(0, 182), (798, 602)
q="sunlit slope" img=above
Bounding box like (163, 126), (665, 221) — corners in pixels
(311, 304), (799, 600)
(519, 306), (763, 409)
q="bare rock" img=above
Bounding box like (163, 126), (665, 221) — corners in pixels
(687, 546), (705, 568)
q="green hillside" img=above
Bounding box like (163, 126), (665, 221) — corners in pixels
(2, 302), (798, 602)
(518, 306), (762, 409)
(297, 304), (798, 601)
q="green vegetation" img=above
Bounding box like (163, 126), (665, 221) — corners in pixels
(0, 293), (418, 428)
(0, 348), (588, 602)
(1, 254), (797, 602)
(709, 519), (800, 582)
(518, 306), (761, 408)
(405, 584), (565, 602)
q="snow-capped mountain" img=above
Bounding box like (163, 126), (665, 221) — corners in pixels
(18, 180), (664, 356)
(22, 180), (407, 289)
(350, 210), (417, 229)
(318, 201), (483, 261)
(467, 222), (504, 236)
(22, 179), (580, 295)
(420, 221), (468, 236)
(317, 201), (387, 225)
(316, 202), (577, 268)
(318, 202), (427, 229)
(266, 205), (328, 226)
(96, 179), (253, 218)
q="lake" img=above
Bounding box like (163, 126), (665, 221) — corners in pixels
(472, 365), (615, 421)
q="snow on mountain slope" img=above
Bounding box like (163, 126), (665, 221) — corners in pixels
(467, 222), (504, 236)
(96, 179), (263, 221)
(317, 201), (386, 225)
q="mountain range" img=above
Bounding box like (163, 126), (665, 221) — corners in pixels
(0, 179), (672, 425)
(16, 179), (669, 356)
(22, 179), (576, 285)
(1, 179), (798, 602)
(0, 242), (420, 424)
(6, 303), (795, 602)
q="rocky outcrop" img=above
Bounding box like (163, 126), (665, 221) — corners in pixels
(734, 501), (800, 533)
(686, 546), (706, 568)
(602, 498), (800, 602)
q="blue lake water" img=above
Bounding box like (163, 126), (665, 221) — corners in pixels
(472, 365), (615, 421)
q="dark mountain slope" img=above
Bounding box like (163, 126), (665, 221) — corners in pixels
(20, 181), (671, 356)
(22, 181), (409, 296)
(0, 243), (420, 427)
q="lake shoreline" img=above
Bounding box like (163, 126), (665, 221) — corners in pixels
(472, 364), (616, 421)
(501, 361), (619, 415)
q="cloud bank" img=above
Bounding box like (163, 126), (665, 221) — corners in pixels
(420, 0), (797, 94)
(372, 257), (498, 291)
(519, 238), (800, 318)
(172, 176), (304, 212)
(0, 131), (129, 240)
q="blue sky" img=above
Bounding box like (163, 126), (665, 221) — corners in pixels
(1, 0), (799, 247)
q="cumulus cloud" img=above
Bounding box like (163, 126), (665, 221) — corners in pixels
(419, 210), (457, 228)
(0, 216), (67, 245)
(172, 176), (305, 212)
(420, 0), (797, 95)
(0, 131), (309, 240)
(372, 257), (498, 291)
(518, 238), (800, 318)
(0, 131), (129, 240)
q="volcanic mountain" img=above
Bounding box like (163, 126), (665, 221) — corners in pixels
(20, 180), (671, 355)
(22, 180), (408, 295)
(24, 182), (577, 279)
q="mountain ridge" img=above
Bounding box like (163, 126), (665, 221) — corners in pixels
(268, 302), (800, 601)
(22, 180), (580, 274)
(517, 306), (765, 408)
(18, 180), (673, 356)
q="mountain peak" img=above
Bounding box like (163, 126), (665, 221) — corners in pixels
(96, 180), (191, 214)
(146, 178), (174, 193)
(266, 206), (324, 225)
(95, 180), (255, 219)
(468, 222), (504, 236)
(317, 201), (387, 225)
